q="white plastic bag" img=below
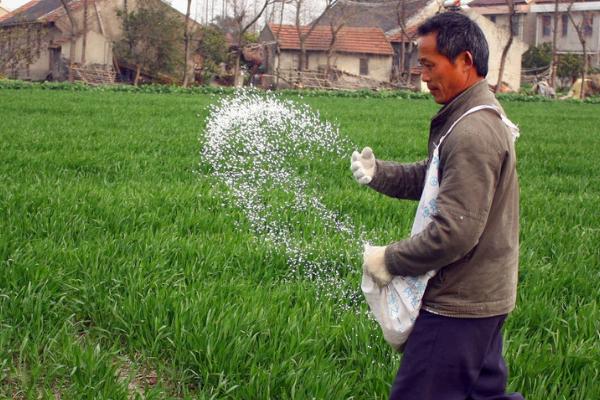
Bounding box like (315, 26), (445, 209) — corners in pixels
(361, 272), (432, 349)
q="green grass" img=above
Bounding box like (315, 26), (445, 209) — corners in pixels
(1, 88), (599, 399)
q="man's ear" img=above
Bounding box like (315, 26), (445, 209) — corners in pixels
(460, 51), (475, 72)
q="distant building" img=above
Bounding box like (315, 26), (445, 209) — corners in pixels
(469, 0), (536, 44)
(0, 0), (201, 83)
(0, 0), (120, 81)
(531, 0), (600, 68)
(314, 0), (528, 90)
(260, 23), (394, 87)
(315, 0), (437, 85)
(470, 0), (600, 69)
(466, 9), (529, 90)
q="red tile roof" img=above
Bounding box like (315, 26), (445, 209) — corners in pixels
(268, 23), (393, 56)
(0, 0), (87, 25)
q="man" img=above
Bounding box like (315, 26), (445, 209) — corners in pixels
(351, 12), (524, 400)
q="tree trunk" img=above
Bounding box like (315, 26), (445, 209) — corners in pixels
(275, 1), (286, 87)
(81, 0), (88, 65)
(294, 0), (337, 83)
(60, 0), (77, 82)
(182, 0), (192, 87)
(299, 46), (306, 71)
(496, 37), (513, 92)
(404, 42), (413, 86)
(396, 0), (407, 82)
(134, 64), (141, 86)
(550, 0), (559, 88)
(233, 49), (242, 87)
(495, 0), (514, 93)
(325, 28), (334, 75)
(295, 1), (306, 73)
(567, 2), (588, 99)
(580, 46), (587, 99)
(232, 0), (272, 87)
(399, 44), (405, 82)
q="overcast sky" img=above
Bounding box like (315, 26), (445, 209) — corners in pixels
(1, 0), (321, 26)
(2, 1), (215, 21)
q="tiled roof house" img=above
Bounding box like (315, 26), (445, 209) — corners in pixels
(314, 0), (529, 90)
(0, 0), (202, 83)
(0, 0), (121, 81)
(260, 23), (394, 86)
(315, 0), (437, 83)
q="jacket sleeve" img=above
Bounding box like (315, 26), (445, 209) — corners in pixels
(383, 126), (503, 277)
(367, 159), (428, 200)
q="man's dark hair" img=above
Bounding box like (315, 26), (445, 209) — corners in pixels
(417, 12), (489, 77)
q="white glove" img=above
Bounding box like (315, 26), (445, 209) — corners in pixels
(351, 147), (376, 185)
(363, 244), (392, 286)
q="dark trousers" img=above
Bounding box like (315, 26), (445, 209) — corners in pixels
(389, 310), (524, 400)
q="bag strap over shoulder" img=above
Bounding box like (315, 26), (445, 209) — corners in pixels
(437, 105), (520, 147)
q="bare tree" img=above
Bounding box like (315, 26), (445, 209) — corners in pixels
(294, 0), (337, 72)
(495, 0), (515, 93)
(550, 0), (559, 88)
(325, 18), (343, 75)
(81, 0), (89, 65)
(394, 0), (417, 85)
(566, 1), (588, 99)
(59, 0), (78, 81)
(324, 1), (356, 76)
(115, 0), (182, 85)
(229, 0), (273, 86)
(182, 0), (193, 87)
(292, 0), (337, 81)
(274, 0), (291, 87)
(0, 24), (49, 78)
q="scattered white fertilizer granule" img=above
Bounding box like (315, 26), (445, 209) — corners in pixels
(200, 90), (370, 309)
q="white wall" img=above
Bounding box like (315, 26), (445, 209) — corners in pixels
(275, 50), (392, 82)
(308, 52), (392, 81)
(62, 31), (113, 66)
(467, 10), (528, 90)
(535, 12), (600, 53)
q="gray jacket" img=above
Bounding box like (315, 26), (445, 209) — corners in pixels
(369, 80), (519, 318)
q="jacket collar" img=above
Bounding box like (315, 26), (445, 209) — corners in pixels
(431, 79), (491, 128)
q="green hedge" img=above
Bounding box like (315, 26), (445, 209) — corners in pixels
(1, 79), (599, 103)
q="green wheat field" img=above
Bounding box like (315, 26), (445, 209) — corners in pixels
(1, 88), (599, 399)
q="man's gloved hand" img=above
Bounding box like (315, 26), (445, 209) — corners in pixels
(351, 147), (376, 185)
(363, 244), (393, 286)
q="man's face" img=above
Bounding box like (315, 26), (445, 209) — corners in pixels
(417, 32), (471, 105)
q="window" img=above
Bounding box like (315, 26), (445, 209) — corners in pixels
(542, 15), (552, 37)
(583, 13), (593, 37)
(359, 58), (369, 75)
(562, 14), (569, 37)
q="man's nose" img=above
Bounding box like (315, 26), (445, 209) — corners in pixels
(421, 70), (430, 82)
